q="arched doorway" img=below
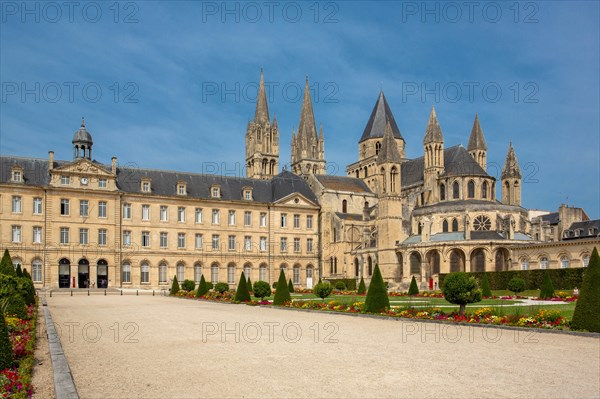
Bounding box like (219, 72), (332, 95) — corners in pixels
(449, 249), (466, 272)
(470, 249), (486, 273)
(59, 258), (70, 288)
(97, 259), (108, 288)
(495, 248), (510, 271)
(78, 259), (90, 288)
(426, 250), (440, 275)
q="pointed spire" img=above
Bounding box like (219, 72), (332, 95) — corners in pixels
(360, 91), (403, 143)
(272, 113), (278, 128)
(254, 69), (270, 124)
(377, 119), (402, 165)
(501, 142), (522, 179)
(468, 114), (487, 150)
(423, 106), (443, 144)
(297, 76), (318, 145)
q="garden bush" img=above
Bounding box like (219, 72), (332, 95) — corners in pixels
(3, 294), (27, 319)
(206, 281), (214, 290)
(0, 312), (13, 370)
(273, 270), (291, 306)
(181, 279), (196, 292)
(480, 273), (492, 297)
(334, 281), (346, 291)
(357, 277), (366, 294)
(442, 272), (482, 316)
(327, 278), (356, 290)
(408, 276), (419, 295)
(253, 281), (271, 301)
(571, 247), (600, 332)
(364, 264), (389, 313)
(539, 272), (555, 299)
(313, 282), (333, 301)
(507, 277), (526, 295)
(196, 275), (208, 297)
(170, 276), (180, 295)
(214, 282), (229, 294)
(288, 279), (294, 293)
(235, 272), (251, 302)
(272, 282), (278, 289)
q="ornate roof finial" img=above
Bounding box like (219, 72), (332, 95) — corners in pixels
(81, 116), (85, 128)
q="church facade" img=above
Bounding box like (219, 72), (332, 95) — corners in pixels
(1, 71), (598, 290)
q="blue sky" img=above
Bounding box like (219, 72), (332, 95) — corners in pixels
(1, 1), (598, 218)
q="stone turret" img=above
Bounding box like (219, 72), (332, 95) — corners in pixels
(468, 114), (487, 170)
(423, 107), (444, 204)
(501, 142), (522, 206)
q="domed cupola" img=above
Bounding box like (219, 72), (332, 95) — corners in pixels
(72, 117), (93, 160)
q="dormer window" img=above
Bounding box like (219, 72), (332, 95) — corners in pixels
(141, 179), (151, 193)
(11, 167), (23, 183)
(60, 175), (70, 185)
(243, 187), (253, 200)
(211, 185), (221, 198)
(177, 182), (187, 196)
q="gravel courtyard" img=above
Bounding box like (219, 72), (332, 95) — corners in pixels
(45, 295), (599, 399)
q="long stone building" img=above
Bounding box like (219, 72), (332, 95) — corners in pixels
(1, 71), (598, 289)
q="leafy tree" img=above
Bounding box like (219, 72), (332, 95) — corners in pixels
(181, 279), (195, 292)
(481, 273), (492, 297)
(273, 270), (291, 305)
(196, 275), (208, 297)
(253, 281), (271, 301)
(408, 276), (419, 296)
(288, 278), (295, 293)
(215, 282), (229, 294)
(442, 272), (482, 316)
(539, 272), (555, 299)
(15, 264), (23, 278)
(235, 272), (251, 302)
(170, 276), (180, 295)
(0, 250), (16, 277)
(313, 282), (333, 301)
(364, 264), (390, 313)
(0, 312), (13, 370)
(507, 277), (526, 296)
(572, 247), (600, 332)
(247, 277), (253, 292)
(357, 277), (366, 295)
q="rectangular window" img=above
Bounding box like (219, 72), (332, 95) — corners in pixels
(228, 210), (236, 225)
(195, 234), (203, 249)
(98, 229), (107, 246)
(142, 205), (150, 221)
(294, 214), (300, 228)
(98, 201), (107, 218)
(142, 182), (150, 192)
(260, 237), (267, 252)
(12, 196), (22, 213)
(160, 232), (168, 248)
(60, 175), (70, 185)
(79, 228), (89, 245)
(294, 238), (301, 253)
(60, 199), (70, 215)
(33, 226), (42, 244)
(244, 236), (252, 251)
(123, 204), (131, 219)
(245, 190), (252, 200)
(281, 213), (287, 228)
(98, 178), (107, 188)
(260, 212), (267, 227)
(160, 206), (168, 221)
(123, 230), (131, 246)
(244, 211), (252, 226)
(228, 235), (236, 251)
(11, 226), (21, 243)
(122, 263), (131, 284)
(12, 170), (22, 182)
(212, 187), (220, 198)
(33, 197), (43, 214)
(212, 234), (220, 250)
(178, 233), (186, 249)
(79, 200), (89, 217)
(195, 208), (203, 223)
(280, 237), (287, 252)
(178, 207), (186, 222)
(212, 209), (220, 224)
(60, 227), (69, 244)
(141, 231), (150, 247)
(307, 215), (313, 229)
(178, 184), (186, 195)
(307, 238), (313, 253)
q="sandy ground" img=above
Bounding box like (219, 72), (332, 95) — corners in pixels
(32, 303), (56, 399)
(45, 295), (600, 399)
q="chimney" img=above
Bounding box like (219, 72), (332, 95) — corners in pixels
(48, 151), (54, 170)
(111, 157), (117, 174)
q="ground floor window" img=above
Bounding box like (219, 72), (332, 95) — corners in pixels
(159, 263), (167, 284)
(194, 264), (202, 283)
(293, 265), (300, 284)
(141, 263), (149, 283)
(211, 264), (218, 284)
(32, 260), (42, 282)
(561, 257), (569, 269)
(259, 264), (267, 281)
(177, 263), (185, 282)
(228, 264), (235, 284)
(122, 263), (131, 283)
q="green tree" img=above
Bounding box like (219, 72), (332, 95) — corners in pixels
(247, 277), (253, 292)
(235, 272), (251, 302)
(572, 247), (600, 332)
(0, 312), (13, 370)
(442, 272), (482, 316)
(170, 276), (180, 295)
(364, 264), (390, 313)
(313, 282), (333, 301)
(481, 273), (492, 297)
(408, 276), (419, 296)
(273, 270), (291, 306)
(288, 278), (295, 293)
(0, 250), (16, 277)
(196, 275), (208, 297)
(215, 282), (229, 294)
(507, 277), (526, 296)
(357, 276), (366, 295)
(539, 272), (555, 299)
(15, 264), (23, 278)
(253, 281), (271, 301)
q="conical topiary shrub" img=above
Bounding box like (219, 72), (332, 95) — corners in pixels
(288, 278), (294, 293)
(0, 250), (16, 277)
(170, 276), (180, 295)
(273, 270), (291, 306)
(408, 276), (419, 296)
(481, 273), (492, 297)
(15, 264), (23, 278)
(364, 264), (389, 313)
(0, 312), (13, 370)
(539, 272), (555, 299)
(571, 247), (600, 332)
(23, 268), (32, 280)
(357, 276), (366, 295)
(196, 274), (208, 297)
(235, 272), (251, 302)
(247, 277), (253, 292)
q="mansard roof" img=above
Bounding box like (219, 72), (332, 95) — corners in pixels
(564, 220), (600, 240)
(313, 175), (372, 193)
(359, 91), (403, 143)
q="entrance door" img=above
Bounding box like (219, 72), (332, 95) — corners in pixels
(97, 260), (108, 288)
(78, 259), (90, 288)
(306, 267), (313, 289)
(58, 259), (70, 288)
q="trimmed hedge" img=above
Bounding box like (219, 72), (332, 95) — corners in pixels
(408, 276), (419, 295)
(480, 273), (492, 297)
(364, 264), (390, 313)
(0, 312), (13, 370)
(357, 277), (366, 294)
(196, 275), (208, 297)
(571, 247), (600, 332)
(170, 276), (180, 295)
(539, 273), (555, 299)
(326, 278), (356, 290)
(273, 270), (291, 305)
(439, 268), (585, 291)
(235, 272), (251, 302)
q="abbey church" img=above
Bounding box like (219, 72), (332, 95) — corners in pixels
(1, 71), (598, 290)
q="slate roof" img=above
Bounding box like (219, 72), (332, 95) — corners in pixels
(359, 91), (403, 143)
(471, 231), (504, 240)
(564, 220), (600, 240)
(539, 212), (560, 224)
(0, 156), (318, 204)
(335, 212), (363, 221)
(401, 145), (489, 187)
(314, 175), (372, 193)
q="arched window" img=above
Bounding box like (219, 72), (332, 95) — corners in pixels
(194, 263), (202, 283)
(495, 249), (509, 271)
(453, 181), (460, 199)
(482, 181), (488, 199)
(227, 263), (235, 284)
(452, 218), (459, 232)
(243, 263), (251, 280)
(259, 263), (267, 281)
(582, 255), (590, 267)
(540, 257), (548, 269)
(440, 184), (445, 200)
(375, 141), (381, 155)
(159, 262), (167, 284)
(32, 259), (42, 283)
(354, 258), (360, 277)
(342, 200), (347, 213)
(381, 167), (386, 192)
(121, 262), (130, 285)
(467, 180), (475, 198)
(427, 251), (440, 275)
(177, 262), (185, 282)
(363, 166), (368, 178)
(471, 249), (486, 272)
(211, 263), (219, 283)
(417, 222), (422, 235)
(450, 250), (465, 272)
(521, 259), (529, 270)
(442, 219), (449, 233)
(141, 262), (150, 283)
(390, 167), (398, 193)
(560, 257), (569, 269)
(410, 252), (421, 275)
(367, 257), (373, 276)
(293, 264), (300, 284)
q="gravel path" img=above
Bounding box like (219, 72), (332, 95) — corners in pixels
(46, 295), (600, 399)
(32, 303), (56, 399)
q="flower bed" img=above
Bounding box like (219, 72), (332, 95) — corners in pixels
(2, 303), (37, 399)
